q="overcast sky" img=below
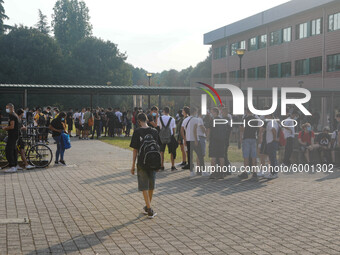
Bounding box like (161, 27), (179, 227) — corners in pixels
(4, 0), (289, 73)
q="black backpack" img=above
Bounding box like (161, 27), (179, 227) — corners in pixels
(138, 133), (161, 171)
(37, 114), (46, 127)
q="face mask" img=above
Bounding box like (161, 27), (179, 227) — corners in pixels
(6, 109), (10, 113)
(152, 112), (157, 117)
(61, 118), (65, 121)
(307, 127), (312, 131)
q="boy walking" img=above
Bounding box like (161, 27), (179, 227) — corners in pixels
(130, 113), (160, 219)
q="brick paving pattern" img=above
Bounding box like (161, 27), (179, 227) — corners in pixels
(1, 138), (340, 254)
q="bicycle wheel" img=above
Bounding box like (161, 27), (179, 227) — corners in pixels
(27, 144), (53, 168)
(0, 143), (9, 168)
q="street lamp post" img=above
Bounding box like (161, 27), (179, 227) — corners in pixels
(236, 49), (246, 88)
(146, 73), (152, 109)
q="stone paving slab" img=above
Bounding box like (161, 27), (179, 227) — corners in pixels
(0, 138), (340, 254)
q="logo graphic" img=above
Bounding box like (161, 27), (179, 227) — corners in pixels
(199, 83), (312, 116)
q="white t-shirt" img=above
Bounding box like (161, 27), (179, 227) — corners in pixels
(266, 120), (279, 144)
(80, 112), (85, 124)
(197, 117), (206, 137)
(115, 111), (123, 122)
(331, 131), (339, 148)
(283, 117), (295, 138)
(157, 115), (176, 135)
(73, 112), (80, 120)
(182, 116), (199, 142)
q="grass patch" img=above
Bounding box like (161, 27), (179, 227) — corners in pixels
(100, 136), (243, 163)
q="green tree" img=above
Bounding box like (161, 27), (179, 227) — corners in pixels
(35, 9), (50, 35)
(52, 0), (92, 48)
(0, 26), (63, 84)
(0, 0), (11, 35)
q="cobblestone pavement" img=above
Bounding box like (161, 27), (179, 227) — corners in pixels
(1, 138), (340, 255)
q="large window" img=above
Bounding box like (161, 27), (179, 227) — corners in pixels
(239, 40), (246, 50)
(248, 68), (256, 79)
(213, 48), (219, 59)
(214, 45), (227, 59)
(270, 30), (281, 46)
(295, 59), (308, 76)
(311, 18), (322, 36)
(257, 66), (266, 79)
(327, 54), (340, 72)
(296, 22), (308, 39)
(269, 64), (279, 78)
(281, 62), (291, 77)
(248, 37), (257, 51)
(282, 27), (291, 42)
(309, 56), (322, 74)
(230, 43), (238, 56)
(259, 34), (267, 49)
(329, 12), (340, 31)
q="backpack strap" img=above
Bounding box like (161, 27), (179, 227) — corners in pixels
(160, 116), (165, 128)
(165, 117), (172, 128)
(186, 117), (193, 129)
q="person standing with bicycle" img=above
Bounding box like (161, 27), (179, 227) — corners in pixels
(49, 112), (67, 166)
(2, 103), (20, 173)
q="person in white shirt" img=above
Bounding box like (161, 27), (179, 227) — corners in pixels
(115, 108), (123, 137)
(265, 114), (279, 179)
(180, 107), (205, 177)
(282, 111), (298, 166)
(157, 106), (177, 171)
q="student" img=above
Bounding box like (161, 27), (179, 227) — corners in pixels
(298, 123), (315, 164)
(239, 108), (259, 179)
(125, 110), (132, 137)
(208, 108), (227, 179)
(158, 106), (177, 171)
(115, 108), (123, 137)
(66, 108), (74, 137)
(49, 112), (68, 166)
(181, 107), (205, 177)
(16, 109), (35, 170)
(73, 109), (80, 137)
(175, 109), (187, 167)
(221, 107), (232, 173)
(264, 115), (280, 179)
(282, 111), (298, 166)
(331, 127), (340, 167)
(314, 127), (332, 163)
(83, 108), (92, 140)
(2, 103), (20, 173)
(130, 113), (159, 219)
(91, 108), (101, 139)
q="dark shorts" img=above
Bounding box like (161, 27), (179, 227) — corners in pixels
(160, 142), (175, 153)
(137, 165), (156, 191)
(84, 123), (90, 130)
(17, 138), (25, 150)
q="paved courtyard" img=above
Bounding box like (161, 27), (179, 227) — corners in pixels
(1, 138), (340, 255)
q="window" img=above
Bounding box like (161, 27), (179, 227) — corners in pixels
(248, 37), (257, 51)
(269, 64), (279, 78)
(214, 48), (219, 59)
(311, 18), (322, 36)
(295, 59), (308, 76)
(327, 54), (340, 72)
(259, 34), (267, 49)
(230, 43), (238, 56)
(257, 66), (266, 79)
(248, 68), (256, 79)
(296, 22), (308, 39)
(239, 40), (246, 50)
(221, 45), (227, 58)
(329, 12), (340, 31)
(270, 30), (281, 46)
(309, 56), (322, 74)
(281, 62), (291, 77)
(282, 27), (291, 42)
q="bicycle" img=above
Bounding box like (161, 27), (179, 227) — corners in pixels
(0, 127), (53, 169)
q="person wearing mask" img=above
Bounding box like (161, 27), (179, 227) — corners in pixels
(147, 106), (159, 129)
(79, 108), (86, 139)
(49, 112), (67, 166)
(125, 110), (132, 137)
(73, 109), (80, 137)
(16, 109), (35, 170)
(314, 126), (332, 163)
(115, 108), (123, 137)
(2, 103), (20, 173)
(91, 108), (101, 139)
(66, 108), (74, 137)
(298, 123), (315, 165)
(175, 109), (187, 167)
(106, 108), (115, 137)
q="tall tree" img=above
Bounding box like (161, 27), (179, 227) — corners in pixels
(52, 0), (92, 48)
(0, 0), (10, 35)
(35, 9), (50, 35)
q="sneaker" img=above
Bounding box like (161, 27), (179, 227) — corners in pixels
(54, 161), (59, 166)
(171, 166), (177, 171)
(16, 165), (23, 170)
(5, 167), (17, 173)
(189, 171), (196, 178)
(79, 136), (82, 140)
(142, 206), (148, 215)
(238, 172), (248, 179)
(177, 162), (186, 166)
(202, 171), (210, 177)
(25, 165), (35, 170)
(159, 166), (165, 171)
(182, 164), (190, 170)
(147, 208), (157, 219)
(59, 160), (66, 166)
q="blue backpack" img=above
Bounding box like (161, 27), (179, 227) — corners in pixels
(61, 132), (71, 149)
